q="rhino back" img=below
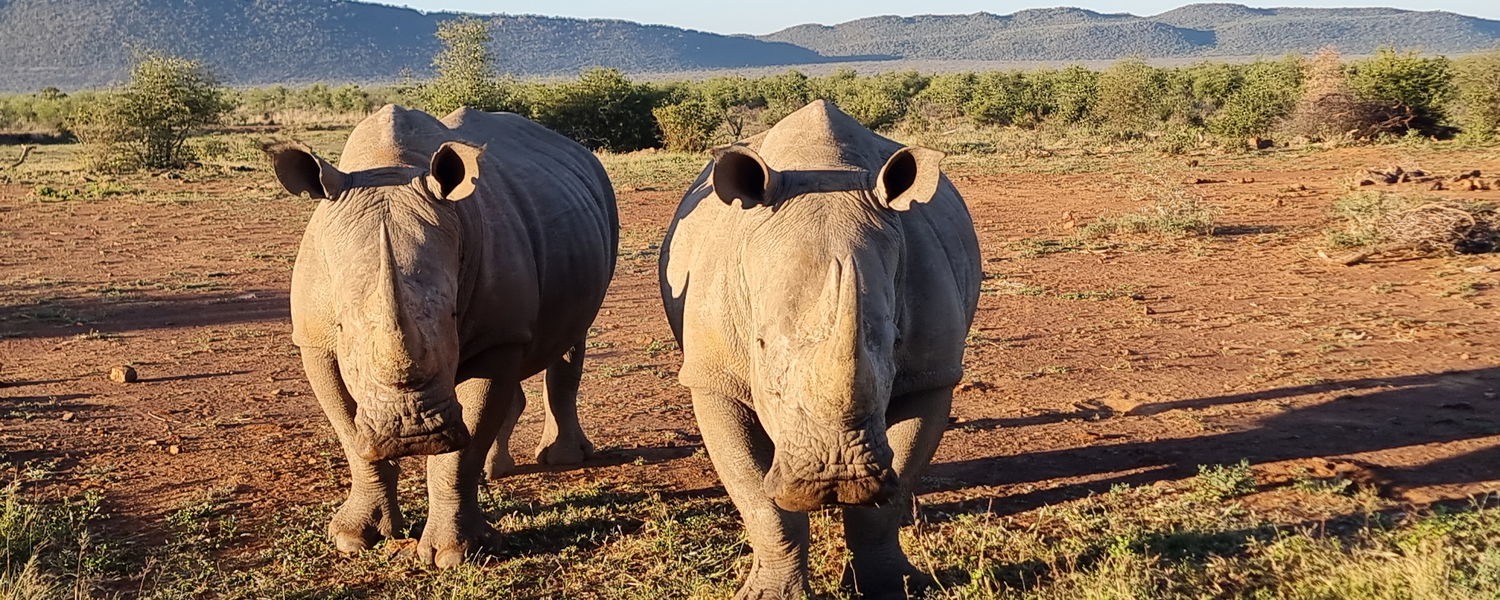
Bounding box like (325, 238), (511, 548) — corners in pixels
(890, 177), (981, 392)
(443, 108), (619, 374)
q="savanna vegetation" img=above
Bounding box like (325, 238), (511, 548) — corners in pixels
(4, 20), (1500, 169)
(4, 16), (1500, 600)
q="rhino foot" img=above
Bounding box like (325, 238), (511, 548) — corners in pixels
(842, 562), (934, 600)
(327, 498), (403, 554)
(534, 431), (594, 465)
(484, 442), (515, 479)
(733, 562), (810, 600)
(415, 512), (500, 568)
(733, 581), (810, 600)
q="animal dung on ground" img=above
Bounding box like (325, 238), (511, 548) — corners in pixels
(108, 365), (138, 384)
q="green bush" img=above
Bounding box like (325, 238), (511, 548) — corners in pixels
(966, 71), (1052, 127)
(0, 89), (103, 134)
(1095, 59), (1172, 134)
(757, 70), (812, 125)
(653, 96), (720, 151)
(1210, 57), (1305, 138)
(1049, 65), (1101, 125)
(525, 68), (664, 152)
(1453, 50), (1500, 141)
(811, 69), (926, 131)
(908, 73), (975, 128)
(1347, 48), (1455, 135)
(67, 53), (232, 171)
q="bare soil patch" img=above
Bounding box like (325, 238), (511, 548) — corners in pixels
(3, 142), (1499, 573)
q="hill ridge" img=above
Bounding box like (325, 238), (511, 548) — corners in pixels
(1, 1), (1497, 92)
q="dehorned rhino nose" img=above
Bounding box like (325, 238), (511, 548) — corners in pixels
(355, 426), (470, 462)
(351, 396), (470, 460)
(763, 459), (899, 512)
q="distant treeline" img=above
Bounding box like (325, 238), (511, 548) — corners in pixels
(3, 48), (1498, 154)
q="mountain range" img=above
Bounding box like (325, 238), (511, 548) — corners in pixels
(0, 0), (1496, 92)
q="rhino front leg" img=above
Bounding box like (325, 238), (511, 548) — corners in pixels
(535, 342), (595, 465)
(418, 350), (519, 568)
(301, 349), (404, 553)
(841, 388), (952, 600)
(693, 390), (811, 600)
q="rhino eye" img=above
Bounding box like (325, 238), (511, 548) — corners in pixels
(756, 337), (766, 349)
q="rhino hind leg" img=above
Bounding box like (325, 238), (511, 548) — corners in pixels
(840, 387), (952, 599)
(534, 342), (595, 465)
(693, 390), (812, 600)
(483, 389), (526, 479)
(301, 349), (405, 552)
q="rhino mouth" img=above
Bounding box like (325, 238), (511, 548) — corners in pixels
(762, 424), (898, 511)
(764, 459), (899, 512)
(352, 392), (469, 461)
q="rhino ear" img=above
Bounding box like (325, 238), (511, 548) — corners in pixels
(265, 141), (346, 200)
(711, 144), (779, 208)
(875, 147), (946, 211)
(428, 141), (484, 202)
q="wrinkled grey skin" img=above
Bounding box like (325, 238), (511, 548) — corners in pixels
(269, 105), (617, 567)
(659, 101), (981, 599)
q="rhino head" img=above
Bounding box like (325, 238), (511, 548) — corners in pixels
(269, 135), (485, 462)
(708, 101), (947, 511)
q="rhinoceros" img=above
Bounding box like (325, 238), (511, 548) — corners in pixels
(659, 100), (981, 598)
(267, 105), (617, 567)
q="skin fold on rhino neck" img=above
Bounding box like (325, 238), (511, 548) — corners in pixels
(743, 194), (905, 511)
(323, 180), (469, 461)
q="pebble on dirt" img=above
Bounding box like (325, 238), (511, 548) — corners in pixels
(109, 365), (138, 384)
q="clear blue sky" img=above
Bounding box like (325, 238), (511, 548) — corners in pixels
(384, 1), (1500, 35)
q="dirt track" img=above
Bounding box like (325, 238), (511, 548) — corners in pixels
(3, 143), (1500, 546)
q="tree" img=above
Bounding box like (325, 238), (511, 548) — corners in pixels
(420, 16), (513, 114)
(69, 52), (230, 171)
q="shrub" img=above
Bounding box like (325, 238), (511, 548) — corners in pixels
(908, 73), (975, 128)
(1210, 57), (1305, 139)
(1326, 191), (1499, 254)
(525, 68), (664, 152)
(757, 70), (812, 125)
(1082, 185), (1220, 237)
(1452, 50), (1500, 141)
(1346, 48), (1454, 135)
(814, 69), (926, 131)
(653, 97), (720, 151)
(1095, 59), (1172, 134)
(695, 75), (765, 139)
(1049, 65), (1101, 125)
(966, 71), (1052, 127)
(68, 53), (231, 171)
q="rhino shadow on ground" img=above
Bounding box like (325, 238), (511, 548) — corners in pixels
(0, 288), (289, 339)
(926, 366), (1500, 516)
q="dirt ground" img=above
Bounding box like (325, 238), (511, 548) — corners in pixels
(3, 141), (1500, 555)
